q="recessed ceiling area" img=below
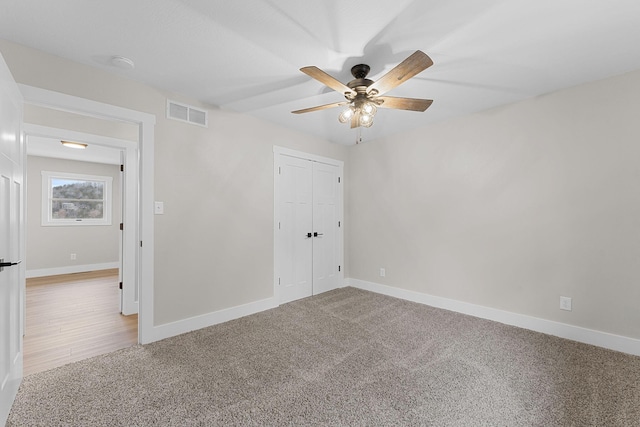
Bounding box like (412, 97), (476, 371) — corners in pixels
(2, 0), (640, 144)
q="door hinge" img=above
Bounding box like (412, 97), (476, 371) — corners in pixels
(278, 277), (281, 285)
(140, 241), (143, 247)
(278, 166), (281, 175)
(338, 221), (341, 227)
(120, 164), (124, 172)
(278, 222), (281, 230)
(338, 265), (341, 272)
(119, 281), (123, 290)
(338, 176), (341, 183)
(120, 223), (123, 230)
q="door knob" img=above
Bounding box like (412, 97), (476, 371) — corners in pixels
(0, 259), (21, 272)
(313, 232), (323, 237)
(306, 232), (312, 238)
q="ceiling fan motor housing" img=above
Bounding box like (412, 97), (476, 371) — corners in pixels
(347, 79), (374, 93)
(347, 64), (375, 97)
(350, 64), (370, 79)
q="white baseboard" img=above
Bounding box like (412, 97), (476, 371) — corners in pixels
(347, 278), (640, 357)
(144, 283), (353, 344)
(26, 262), (120, 278)
(145, 297), (279, 344)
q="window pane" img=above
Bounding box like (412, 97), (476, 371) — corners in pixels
(42, 171), (113, 226)
(52, 179), (104, 200)
(52, 200), (104, 219)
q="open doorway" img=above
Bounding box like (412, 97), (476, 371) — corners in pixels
(22, 128), (139, 375)
(19, 84), (156, 347)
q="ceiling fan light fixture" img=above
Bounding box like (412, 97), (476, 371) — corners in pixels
(359, 113), (373, 128)
(61, 140), (88, 149)
(338, 105), (355, 123)
(362, 101), (377, 116)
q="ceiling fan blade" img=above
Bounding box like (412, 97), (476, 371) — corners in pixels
(377, 96), (433, 112)
(367, 50), (433, 96)
(291, 101), (348, 114)
(300, 66), (355, 96)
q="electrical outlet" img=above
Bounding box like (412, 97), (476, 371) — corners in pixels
(70, 253), (77, 260)
(379, 268), (385, 277)
(560, 296), (572, 311)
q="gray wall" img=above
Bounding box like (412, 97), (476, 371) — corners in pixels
(0, 39), (349, 326)
(5, 38), (639, 342)
(26, 155), (121, 271)
(347, 68), (640, 340)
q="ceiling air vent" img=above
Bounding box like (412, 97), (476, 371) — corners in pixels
(167, 100), (208, 127)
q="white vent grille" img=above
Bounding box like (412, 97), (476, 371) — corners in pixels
(167, 100), (208, 127)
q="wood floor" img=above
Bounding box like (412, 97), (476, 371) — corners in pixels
(24, 269), (138, 376)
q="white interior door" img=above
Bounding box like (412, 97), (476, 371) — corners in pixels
(119, 150), (125, 312)
(275, 148), (343, 304)
(311, 162), (340, 294)
(278, 155), (313, 304)
(0, 53), (24, 426)
(120, 145), (138, 315)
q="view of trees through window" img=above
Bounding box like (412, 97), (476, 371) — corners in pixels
(51, 179), (105, 219)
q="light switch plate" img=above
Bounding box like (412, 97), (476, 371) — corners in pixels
(154, 201), (164, 215)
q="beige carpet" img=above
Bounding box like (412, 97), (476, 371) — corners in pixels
(8, 287), (640, 426)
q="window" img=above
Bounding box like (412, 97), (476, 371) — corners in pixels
(41, 171), (113, 226)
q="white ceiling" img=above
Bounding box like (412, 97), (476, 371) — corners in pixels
(27, 135), (122, 165)
(2, 0), (640, 145)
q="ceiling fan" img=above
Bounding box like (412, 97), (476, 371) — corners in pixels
(292, 50), (434, 129)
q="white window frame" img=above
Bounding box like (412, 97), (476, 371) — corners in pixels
(41, 171), (113, 226)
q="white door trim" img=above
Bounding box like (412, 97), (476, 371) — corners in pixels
(0, 53), (24, 425)
(23, 124), (139, 314)
(274, 146), (343, 167)
(273, 146), (344, 304)
(18, 84), (156, 344)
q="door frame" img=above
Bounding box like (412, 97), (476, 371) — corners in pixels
(18, 84), (157, 344)
(273, 146), (344, 304)
(23, 124), (138, 314)
(0, 53), (24, 425)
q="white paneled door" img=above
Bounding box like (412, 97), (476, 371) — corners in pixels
(278, 155), (313, 303)
(276, 149), (343, 304)
(310, 161), (340, 295)
(0, 53), (24, 425)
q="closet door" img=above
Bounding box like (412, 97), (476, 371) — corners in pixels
(276, 151), (342, 305)
(311, 162), (339, 295)
(278, 155), (313, 304)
